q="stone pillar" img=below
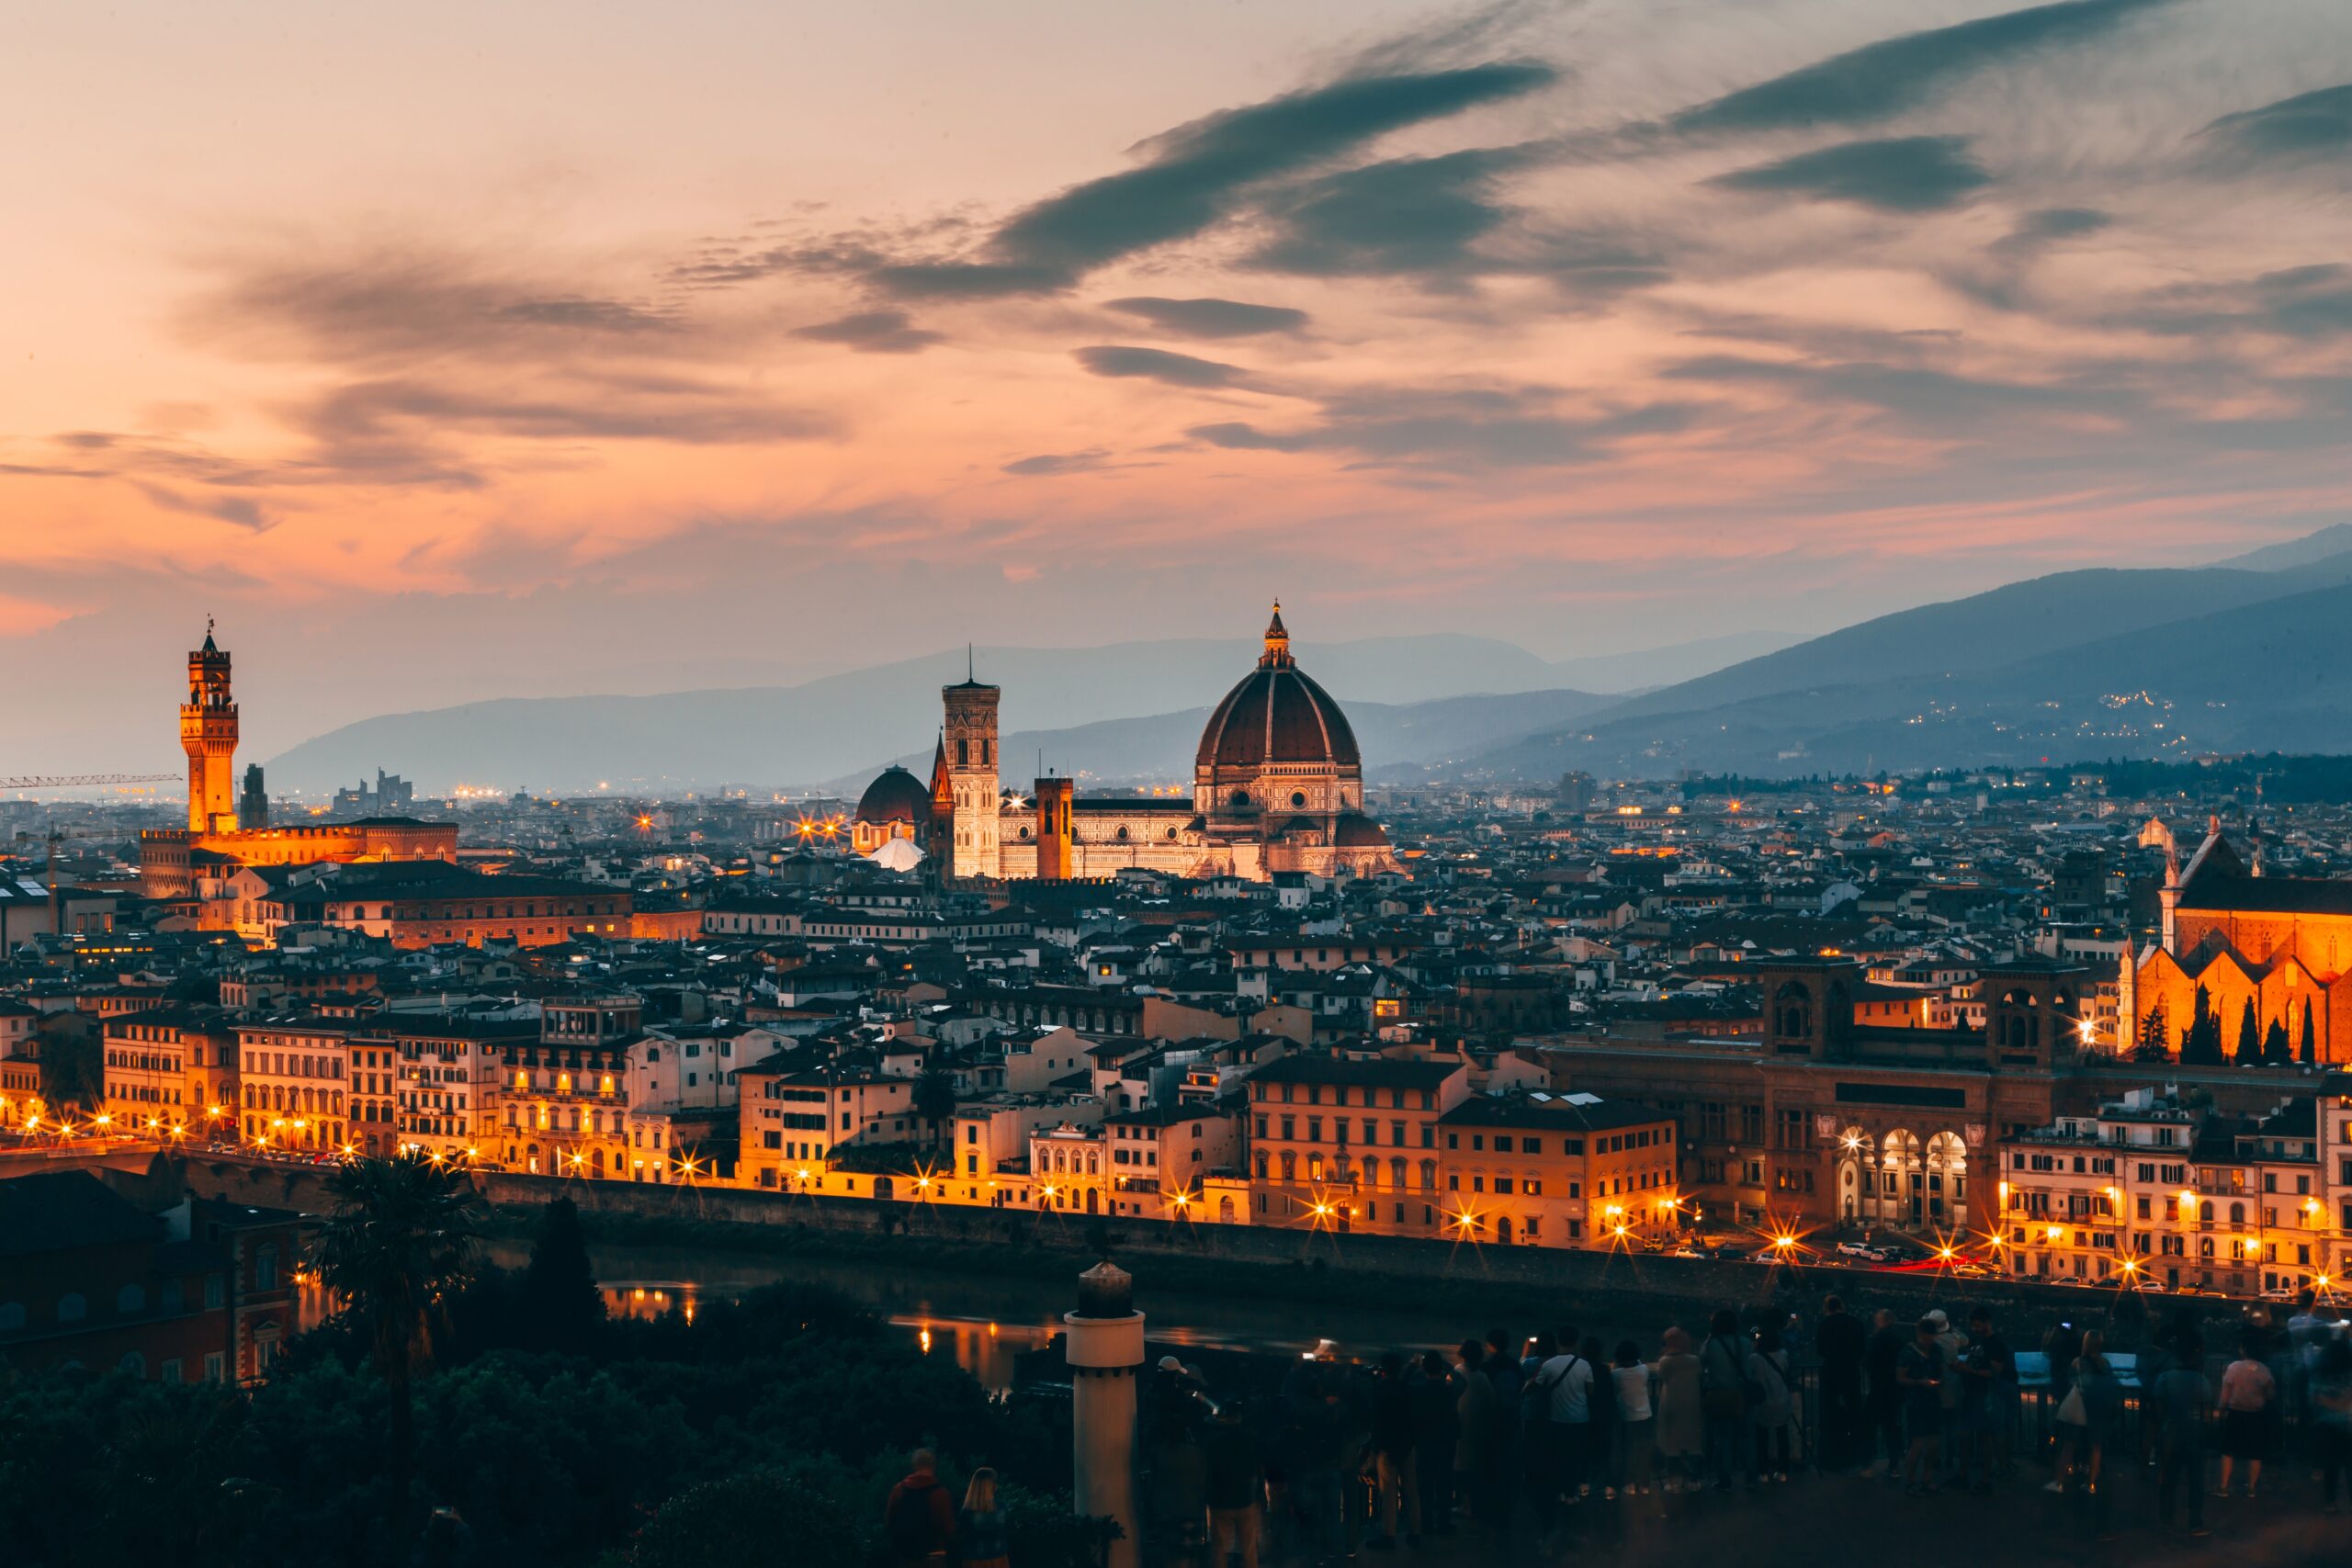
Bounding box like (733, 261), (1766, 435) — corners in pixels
(1065, 1259), (1144, 1568)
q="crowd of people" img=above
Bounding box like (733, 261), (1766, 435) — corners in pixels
(874, 1289), (2352, 1568)
(1117, 1290), (2352, 1565)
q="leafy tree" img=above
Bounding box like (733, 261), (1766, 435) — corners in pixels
(2302, 998), (2319, 1065)
(633, 1470), (864, 1568)
(517, 1195), (605, 1354)
(2262, 1019), (2291, 1065)
(313, 1152), (486, 1533)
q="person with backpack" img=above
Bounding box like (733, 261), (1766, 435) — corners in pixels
(1699, 1309), (1748, 1493)
(1745, 1321), (1796, 1483)
(1532, 1325), (1596, 1534)
(885, 1449), (958, 1568)
(957, 1469), (1010, 1568)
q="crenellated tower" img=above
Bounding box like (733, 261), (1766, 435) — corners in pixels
(180, 620), (240, 832)
(942, 652), (1001, 879)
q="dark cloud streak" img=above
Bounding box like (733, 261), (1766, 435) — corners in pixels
(1709, 135), (1993, 211)
(1670, 0), (2180, 136)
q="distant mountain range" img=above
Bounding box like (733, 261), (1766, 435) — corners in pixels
(1464, 542), (2352, 779)
(263, 631), (1751, 793)
(265, 527), (2352, 793)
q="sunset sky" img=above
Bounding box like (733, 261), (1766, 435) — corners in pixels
(6, 0), (2351, 761)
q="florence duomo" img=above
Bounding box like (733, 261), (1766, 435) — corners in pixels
(852, 604), (1395, 883)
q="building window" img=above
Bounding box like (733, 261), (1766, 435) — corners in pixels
(116, 1284), (146, 1314)
(57, 1292), (87, 1323)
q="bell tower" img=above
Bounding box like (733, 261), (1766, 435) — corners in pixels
(942, 650), (1001, 880)
(180, 619), (239, 833)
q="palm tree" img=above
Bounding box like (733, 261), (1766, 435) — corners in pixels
(313, 1151), (485, 1528)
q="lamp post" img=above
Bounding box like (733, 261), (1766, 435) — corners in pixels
(1065, 1259), (1143, 1568)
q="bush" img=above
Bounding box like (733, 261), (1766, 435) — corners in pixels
(632, 1470), (864, 1568)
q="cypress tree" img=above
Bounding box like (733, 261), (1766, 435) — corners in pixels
(2262, 1019), (2290, 1064)
(2234, 998), (2260, 1065)
(517, 1194), (605, 1353)
(2302, 998), (2318, 1065)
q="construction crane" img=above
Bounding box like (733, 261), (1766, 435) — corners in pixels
(1, 773), (177, 789)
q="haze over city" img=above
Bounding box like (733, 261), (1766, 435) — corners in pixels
(7, 0), (2352, 767)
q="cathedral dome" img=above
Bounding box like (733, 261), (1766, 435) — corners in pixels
(855, 765), (931, 826)
(1195, 604), (1361, 771)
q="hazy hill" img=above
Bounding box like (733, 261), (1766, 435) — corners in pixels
(2210, 524), (2352, 571)
(1470, 575), (2352, 778)
(266, 633), (1640, 792)
(1591, 560), (2352, 727)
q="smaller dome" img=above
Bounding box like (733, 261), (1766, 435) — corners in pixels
(1333, 813), (1388, 848)
(856, 765), (931, 826)
(866, 837), (925, 873)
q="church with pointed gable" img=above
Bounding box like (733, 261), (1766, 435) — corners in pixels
(2121, 817), (2352, 1065)
(851, 604), (1397, 882)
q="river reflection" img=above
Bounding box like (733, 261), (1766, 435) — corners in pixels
(494, 1239), (1526, 1396)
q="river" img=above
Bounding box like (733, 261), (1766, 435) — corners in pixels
(487, 1239), (1545, 1393)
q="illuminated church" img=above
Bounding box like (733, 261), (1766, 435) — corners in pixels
(853, 605), (1396, 882)
(2120, 817), (2352, 1066)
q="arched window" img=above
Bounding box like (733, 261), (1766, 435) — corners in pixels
(957, 739), (969, 764)
(2229, 1201), (2245, 1224)
(2200, 1201), (2215, 1224)
(1230, 791), (1250, 808)
(119, 1352), (146, 1377)
(1773, 981), (1811, 1040)
(1419, 1159), (1437, 1190)
(1280, 1150), (1297, 1181)
(116, 1284), (146, 1314)
(57, 1292), (87, 1323)
(1307, 1153), (1324, 1182)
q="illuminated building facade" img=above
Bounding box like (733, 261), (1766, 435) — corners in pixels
(99, 1004), (237, 1144)
(142, 625), (459, 899)
(492, 998), (641, 1178)
(236, 1020), (350, 1152)
(2000, 1089), (2333, 1296)
(2122, 820), (2352, 1066)
(850, 606), (1396, 883)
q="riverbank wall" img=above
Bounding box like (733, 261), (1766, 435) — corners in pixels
(164, 1156), (2154, 1342)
